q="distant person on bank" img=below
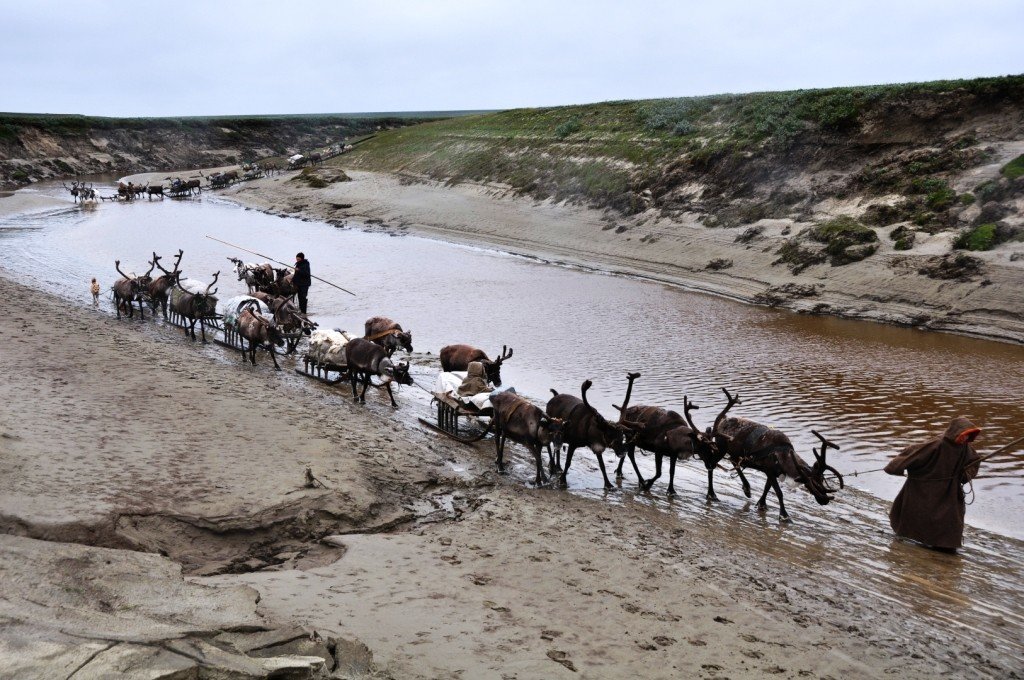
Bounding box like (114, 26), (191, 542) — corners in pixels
(885, 417), (983, 551)
(294, 252), (311, 314)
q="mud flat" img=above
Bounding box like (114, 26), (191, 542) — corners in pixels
(0, 268), (1022, 678)
(211, 168), (1024, 345)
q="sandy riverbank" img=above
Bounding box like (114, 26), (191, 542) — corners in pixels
(0, 268), (1021, 677)
(193, 167), (1024, 344)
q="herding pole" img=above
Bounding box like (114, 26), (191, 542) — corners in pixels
(205, 235), (357, 296)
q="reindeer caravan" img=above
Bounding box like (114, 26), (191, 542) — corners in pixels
(62, 181), (97, 203)
(106, 244), (847, 520)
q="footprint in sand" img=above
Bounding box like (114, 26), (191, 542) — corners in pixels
(546, 650), (576, 672)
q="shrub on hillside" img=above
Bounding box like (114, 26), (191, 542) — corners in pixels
(554, 119), (581, 139)
(1001, 154), (1024, 179)
(805, 216), (879, 265)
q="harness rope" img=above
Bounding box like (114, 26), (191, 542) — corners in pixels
(365, 328), (403, 342)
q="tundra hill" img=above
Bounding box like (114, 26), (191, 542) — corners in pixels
(339, 75), (1024, 257)
(0, 113), (454, 187)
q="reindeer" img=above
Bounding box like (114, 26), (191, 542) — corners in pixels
(364, 316), (413, 356)
(170, 272), (219, 342)
(228, 257), (275, 294)
(490, 391), (565, 486)
(714, 397), (844, 519)
(235, 303), (286, 369)
(309, 152), (323, 166)
(546, 373), (643, 489)
(440, 344), (513, 386)
(147, 249), (183, 317)
(62, 181), (95, 203)
(146, 184), (164, 199)
(113, 259), (154, 319)
(268, 267), (297, 299)
(344, 337), (413, 407)
(253, 292), (317, 353)
(613, 389), (742, 499)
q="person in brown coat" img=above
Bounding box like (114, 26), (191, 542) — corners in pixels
(884, 416), (983, 551)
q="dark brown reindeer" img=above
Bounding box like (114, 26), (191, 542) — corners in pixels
(344, 337), (413, 407)
(146, 184), (164, 199)
(229, 257), (275, 294)
(235, 303), (286, 370)
(546, 373), (643, 489)
(440, 344), (513, 386)
(269, 267), (297, 299)
(113, 259), (154, 319)
(490, 391), (565, 486)
(170, 272), (219, 342)
(147, 249), (183, 317)
(253, 292), (317, 353)
(614, 389), (741, 499)
(714, 400), (844, 519)
(364, 316), (413, 356)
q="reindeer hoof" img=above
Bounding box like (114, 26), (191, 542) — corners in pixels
(779, 514), (791, 523)
(706, 493), (718, 502)
(756, 502), (767, 513)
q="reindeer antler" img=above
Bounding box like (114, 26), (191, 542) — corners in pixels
(142, 258), (156, 277)
(171, 249), (184, 274)
(683, 396), (702, 433)
(612, 371), (641, 416)
(811, 430), (844, 490)
(713, 388), (742, 434)
(114, 260), (131, 280)
(204, 271), (220, 296)
(495, 345), (513, 364)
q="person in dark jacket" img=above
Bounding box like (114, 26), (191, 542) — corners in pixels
(294, 252), (311, 314)
(884, 416), (983, 551)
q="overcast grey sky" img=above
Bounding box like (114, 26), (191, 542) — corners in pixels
(1, 0), (1021, 116)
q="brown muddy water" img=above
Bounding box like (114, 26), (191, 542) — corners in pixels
(2, 181), (1023, 661)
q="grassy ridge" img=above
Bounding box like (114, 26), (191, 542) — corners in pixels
(341, 75), (1024, 213)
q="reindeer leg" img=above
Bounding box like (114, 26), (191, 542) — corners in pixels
(736, 468), (752, 498)
(594, 446), (614, 490)
(239, 337), (247, 362)
(360, 375), (369, 403)
(385, 382), (397, 407)
(200, 319), (208, 344)
(531, 444), (546, 486)
(494, 428), (505, 472)
(350, 373), (359, 401)
(627, 446), (645, 489)
(705, 465), (718, 502)
(270, 345), (280, 371)
(667, 454), (678, 496)
(559, 446), (578, 487)
(771, 477), (790, 521)
(615, 450), (627, 478)
(756, 476), (772, 512)
(644, 454), (663, 491)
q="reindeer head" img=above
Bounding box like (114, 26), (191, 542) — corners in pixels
(686, 388), (741, 465)
(539, 415), (566, 451)
(484, 345), (513, 386)
(228, 257), (246, 280)
(397, 329), (413, 353)
(382, 360), (414, 386)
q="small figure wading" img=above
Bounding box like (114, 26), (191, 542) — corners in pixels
(884, 416), (983, 552)
(90, 277), (100, 307)
(294, 252), (311, 314)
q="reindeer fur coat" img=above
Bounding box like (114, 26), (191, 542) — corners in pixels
(884, 416), (983, 549)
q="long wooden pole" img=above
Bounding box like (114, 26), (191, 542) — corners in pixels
(205, 235), (356, 296)
(847, 434), (1024, 478)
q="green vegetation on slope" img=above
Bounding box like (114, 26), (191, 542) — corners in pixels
(340, 75), (1024, 215)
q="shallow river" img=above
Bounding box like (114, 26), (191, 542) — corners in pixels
(2, 180), (1023, 660)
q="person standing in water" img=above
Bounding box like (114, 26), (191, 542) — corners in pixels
(294, 252), (311, 314)
(884, 417), (983, 552)
(90, 277), (101, 307)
